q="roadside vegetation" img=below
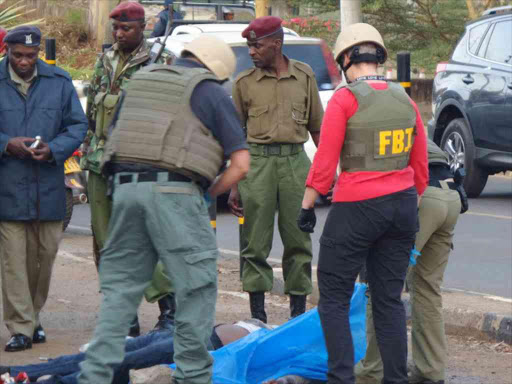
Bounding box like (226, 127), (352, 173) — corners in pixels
(287, 0), (511, 74)
(1, 0), (511, 79)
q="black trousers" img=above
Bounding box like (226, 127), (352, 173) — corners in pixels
(317, 187), (418, 384)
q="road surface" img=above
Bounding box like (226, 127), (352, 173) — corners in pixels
(69, 175), (512, 298)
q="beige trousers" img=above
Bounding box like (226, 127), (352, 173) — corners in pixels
(0, 221), (63, 337)
(355, 186), (461, 383)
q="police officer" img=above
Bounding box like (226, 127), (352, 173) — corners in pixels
(150, 0), (183, 38)
(298, 23), (428, 384)
(229, 16), (324, 323)
(355, 140), (468, 384)
(80, 1), (175, 335)
(0, 26), (87, 351)
(77, 35), (249, 384)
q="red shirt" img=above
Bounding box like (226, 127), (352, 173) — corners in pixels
(306, 82), (428, 202)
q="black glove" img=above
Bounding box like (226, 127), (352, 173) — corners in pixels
(456, 185), (469, 214)
(453, 168), (469, 214)
(447, 181), (469, 214)
(297, 208), (316, 233)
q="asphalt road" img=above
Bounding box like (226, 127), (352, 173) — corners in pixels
(69, 175), (512, 298)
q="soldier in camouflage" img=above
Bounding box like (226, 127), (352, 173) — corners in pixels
(80, 1), (176, 336)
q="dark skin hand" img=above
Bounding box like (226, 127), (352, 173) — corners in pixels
(6, 137), (52, 161)
(6, 137), (35, 159)
(31, 141), (52, 162)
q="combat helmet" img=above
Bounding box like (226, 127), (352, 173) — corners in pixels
(334, 23), (387, 73)
(182, 35), (236, 81)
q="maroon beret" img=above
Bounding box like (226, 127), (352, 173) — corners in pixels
(242, 16), (283, 41)
(109, 2), (145, 22)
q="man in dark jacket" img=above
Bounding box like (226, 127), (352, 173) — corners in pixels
(150, 0), (183, 38)
(0, 26), (87, 352)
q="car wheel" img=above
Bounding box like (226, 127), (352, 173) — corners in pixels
(441, 118), (488, 198)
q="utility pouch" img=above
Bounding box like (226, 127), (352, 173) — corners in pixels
(94, 92), (121, 139)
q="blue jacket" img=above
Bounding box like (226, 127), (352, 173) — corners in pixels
(150, 8), (183, 38)
(0, 58), (87, 221)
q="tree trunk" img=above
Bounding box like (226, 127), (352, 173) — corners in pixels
(340, 0), (362, 30)
(270, 0), (292, 18)
(88, 0), (120, 50)
(255, 0), (270, 17)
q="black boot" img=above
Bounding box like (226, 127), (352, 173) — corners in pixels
(128, 315), (140, 337)
(249, 292), (267, 323)
(152, 294), (176, 332)
(290, 294), (306, 318)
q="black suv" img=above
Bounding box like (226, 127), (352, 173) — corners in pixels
(428, 6), (512, 197)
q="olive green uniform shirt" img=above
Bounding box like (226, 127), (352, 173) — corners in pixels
(9, 63), (37, 97)
(232, 58), (324, 144)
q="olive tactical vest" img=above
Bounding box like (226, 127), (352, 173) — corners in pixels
(103, 65), (224, 182)
(427, 138), (449, 166)
(338, 81), (417, 172)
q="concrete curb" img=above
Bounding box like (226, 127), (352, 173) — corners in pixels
(271, 272), (512, 345)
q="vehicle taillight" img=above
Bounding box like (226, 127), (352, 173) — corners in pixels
(435, 62), (448, 76)
(321, 41), (342, 87)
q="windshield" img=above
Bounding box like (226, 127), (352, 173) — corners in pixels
(231, 44), (335, 89)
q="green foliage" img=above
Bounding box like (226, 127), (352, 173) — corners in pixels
(66, 8), (85, 26)
(59, 64), (94, 81)
(361, 0), (469, 74)
(287, 0), (339, 13)
(0, 0), (44, 29)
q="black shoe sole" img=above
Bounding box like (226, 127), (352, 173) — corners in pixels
(32, 337), (46, 344)
(4, 343), (32, 352)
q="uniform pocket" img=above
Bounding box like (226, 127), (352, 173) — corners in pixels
(248, 105), (269, 137)
(292, 102), (308, 129)
(183, 250), (218, 291)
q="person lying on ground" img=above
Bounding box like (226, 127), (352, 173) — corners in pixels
(0, 319), (269, 384)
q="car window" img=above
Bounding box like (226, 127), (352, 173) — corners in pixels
(468, 22), (489, 55)
(231, 7), (255, 21)
(231, 44), (333, 88)
(475, 23), (494, 58)
(178, 4), (217, 20)
(484, 20), (512, 64)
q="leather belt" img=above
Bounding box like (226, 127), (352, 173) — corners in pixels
(118, 171), (192, 185)
(249, 143), (304, 156)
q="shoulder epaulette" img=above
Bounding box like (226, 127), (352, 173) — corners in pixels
(291, 60), (315, 77)
(234, 67), (257, 83)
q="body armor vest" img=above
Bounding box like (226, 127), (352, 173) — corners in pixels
(103, 65), (224, 182)
(338, 81), (417, 172)
(427, 138), (449, 166)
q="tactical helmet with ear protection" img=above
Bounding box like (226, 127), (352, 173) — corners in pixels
(334, 23), (388, 71)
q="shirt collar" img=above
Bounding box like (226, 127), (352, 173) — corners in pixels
(255, 56), (297, 81)
(113, 39), (145, 61)
(8, 62), (37, 85)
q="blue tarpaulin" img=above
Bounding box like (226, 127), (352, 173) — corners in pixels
(170, 283), (367, 383)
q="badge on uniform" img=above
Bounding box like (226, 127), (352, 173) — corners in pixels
(249, 30), (257, 39)
(25, 34), (32, 45)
